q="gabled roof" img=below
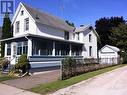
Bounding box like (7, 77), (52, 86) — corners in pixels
(75, 25), (99, 38)
(100, 45), (120, 52)
(75, 25), (89, 32)
(13, 2), (74, 32)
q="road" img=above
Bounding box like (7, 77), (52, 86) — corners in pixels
(51, 65), (127, 95)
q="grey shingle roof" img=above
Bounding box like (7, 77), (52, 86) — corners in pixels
(22, 3), (74, 31)
(75, 25), (90, 32)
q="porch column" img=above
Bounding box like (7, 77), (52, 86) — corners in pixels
(4, 43), (7, 57)
(28, 39), (32, 56)
(69, 44), (72, 56)
(52, 41), (55, 56)
(11, 42), (17, 65)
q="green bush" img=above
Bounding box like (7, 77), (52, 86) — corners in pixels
(119, 50), (127, 64)
(62, 57), (76, 79)
(62, 57), (116, 80)
(14, 54), (31, 74)
(0, 58), (10, 71)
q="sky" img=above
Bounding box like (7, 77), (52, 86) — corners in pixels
(0, 0), (127, 27)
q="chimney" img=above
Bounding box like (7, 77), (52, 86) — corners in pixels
(36, 14), (39, 19)
(80, 25), (84, 27)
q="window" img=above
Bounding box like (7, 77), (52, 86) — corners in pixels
(7, 44), (11, 55)
(25, 18), (29, 31)
(17, 41), (28, 55)
(89, 46), (92, 57)
(77, 33), (80, 40)
(16, 21), (20, 33)
(32, 40), (52, 56)
(73, 33), (75, 39)
(23, 41), (28, 54)
(21, 10), (24, 15)
(89, 34), (92, 42)
(64, 31), (69, 40)
(17, 42), (22, 55)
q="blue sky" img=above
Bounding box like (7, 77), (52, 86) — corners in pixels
(0, 0), (127, 27)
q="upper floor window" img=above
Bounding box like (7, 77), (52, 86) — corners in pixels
(64, 31), (69, 40)
(21, 10), (24, 16)
(89, 34), (92, 42)
(25, 18), (29, 31)
(73, 33), (75, 39)
(7, 43), (11, 55)
(77, 33), (80, 40)
(16, 21), (20, 33)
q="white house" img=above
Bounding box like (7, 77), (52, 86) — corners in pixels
(99, 45), (120, 64)
(1, 2), (98, 68)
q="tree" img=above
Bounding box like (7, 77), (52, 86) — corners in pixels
(1, 13), (13, 57)
(111, 23), (127, 51)
(65, 20), (75, 27)
(95, 16), (125, 49)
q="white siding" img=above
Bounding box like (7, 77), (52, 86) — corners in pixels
(13, 5), (36, 37)
(99, 46), (119, 64)
(82, 29), (97, 58)
(99, 47), (118, 58)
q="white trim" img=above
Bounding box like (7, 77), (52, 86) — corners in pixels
(52, 41), (55, 56)
(12, 2), (35, 25)
(28, 38), (32, 56)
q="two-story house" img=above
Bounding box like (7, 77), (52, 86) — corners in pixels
(1, 2), (98, 68)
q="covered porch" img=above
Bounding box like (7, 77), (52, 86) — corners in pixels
(3, 34), (83, 68)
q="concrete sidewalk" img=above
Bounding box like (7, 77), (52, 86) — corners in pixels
(0, 83), (40, 95)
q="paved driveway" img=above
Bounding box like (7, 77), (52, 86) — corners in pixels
(2, 70), (60, 89)
(51, 65), (127, 95)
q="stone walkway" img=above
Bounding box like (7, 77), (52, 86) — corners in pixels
(0, 83), (40, 95)
(51, 65), (127, 95)
(2, 70), (60, 89)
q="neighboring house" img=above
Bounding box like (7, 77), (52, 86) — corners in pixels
(0, 27), (2, 57)
(1, 2), (98, 68)
(99, 45), (120, 64)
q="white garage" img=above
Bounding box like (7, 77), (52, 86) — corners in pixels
(99, 45), (120, 64)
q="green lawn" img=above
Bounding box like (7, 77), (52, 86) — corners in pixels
(31, 64), (126, 95)
(0, 74), (16, 82)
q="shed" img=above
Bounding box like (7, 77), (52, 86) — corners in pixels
(99, 45), (120, 64)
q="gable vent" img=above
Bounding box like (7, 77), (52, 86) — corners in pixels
(35, 14), (39, 19)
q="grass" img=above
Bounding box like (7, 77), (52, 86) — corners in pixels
(31, 64), (126, 95)
(0, 74), (16, 82)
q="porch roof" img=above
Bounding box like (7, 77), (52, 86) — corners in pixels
(0, 34), (84, 45)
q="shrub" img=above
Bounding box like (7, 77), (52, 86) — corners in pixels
(62, 57), (116, 80)
(62, 57), (76, 79)
(14, 54), (31, 74)
(119, 50), (127, 64)
(0, 58), (10, 71)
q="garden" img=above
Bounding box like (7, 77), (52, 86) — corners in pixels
(0, 54), (31, 82)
